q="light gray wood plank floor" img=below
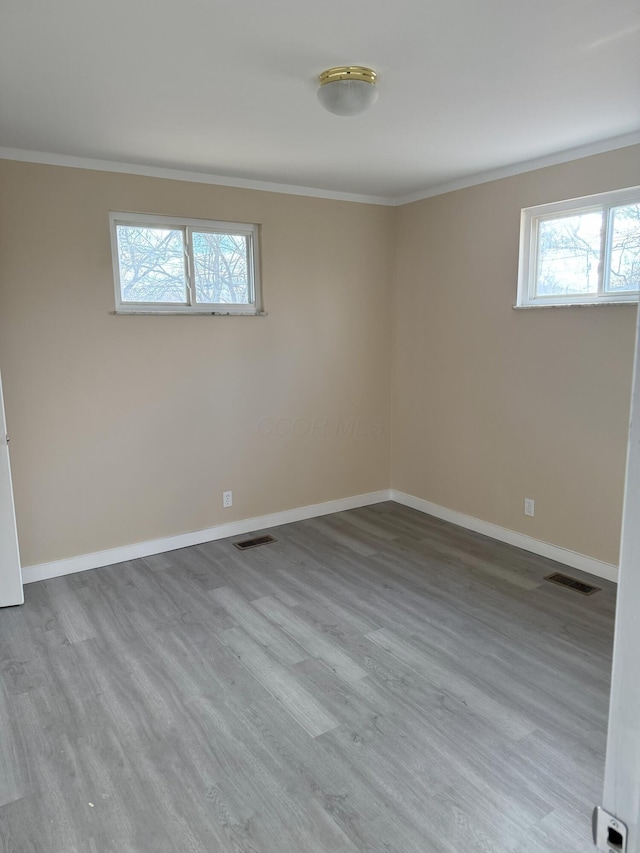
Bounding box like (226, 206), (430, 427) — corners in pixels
(0, 502), (616, 852)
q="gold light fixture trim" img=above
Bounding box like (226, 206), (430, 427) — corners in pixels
(318, 66), (377, 86)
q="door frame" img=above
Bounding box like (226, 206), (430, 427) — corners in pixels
(601, 302), (640, 849)
(0, 367), (23, 607)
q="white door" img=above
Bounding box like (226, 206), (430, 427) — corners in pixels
(600, 303), (640, 851)
(0, 369), (23, 606)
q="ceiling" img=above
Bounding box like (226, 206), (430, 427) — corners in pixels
(1, 0), (639, 201)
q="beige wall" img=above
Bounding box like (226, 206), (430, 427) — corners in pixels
(1, 147), (638, 570)
(392, 145), (640, 565)
(0, 161), (393, 566)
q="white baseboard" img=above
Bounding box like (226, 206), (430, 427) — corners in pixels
(21, 490), (390, 585)
(390, 489), (618, 583)
(21, 487), (618, 585)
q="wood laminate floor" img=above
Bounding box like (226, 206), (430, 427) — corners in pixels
(0, 502), (616, 852)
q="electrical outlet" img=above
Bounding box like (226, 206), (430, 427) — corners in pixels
(524, 498), (535, 517)
(223, 491), (233, 508)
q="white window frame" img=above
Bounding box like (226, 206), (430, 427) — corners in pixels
(109, 212), (262, 315)
(516, 185), (640, 308)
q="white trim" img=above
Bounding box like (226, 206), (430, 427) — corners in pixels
(1, 131), (639, 208)
(20, 491), (390, 584)
(0, 369), (23, 606)
(0, 147), (393, 207)
(603, 298), (640, 846)
(21, 487), (618, 585)
(390, 490), (618, 583)
(513, 301), (639, 310)
(395, 131), (640, 205)
(111, 310), (269, 316)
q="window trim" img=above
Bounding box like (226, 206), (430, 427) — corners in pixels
(109, 211), (262, 315)
(516, 186), (640, 308)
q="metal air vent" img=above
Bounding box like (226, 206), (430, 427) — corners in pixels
(233, 535), (276, 551)
(544, 572), (600, 596)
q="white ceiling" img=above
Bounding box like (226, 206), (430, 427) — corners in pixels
(1, 0), (639, 201)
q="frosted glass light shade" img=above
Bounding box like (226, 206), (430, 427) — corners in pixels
(317, 78), (378, 117)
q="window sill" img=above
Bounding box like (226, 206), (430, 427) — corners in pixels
(513, 301), (638, 310)
(111, 310), (268, 317)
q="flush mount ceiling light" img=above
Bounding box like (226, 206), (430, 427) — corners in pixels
(317, 66), (378, 117)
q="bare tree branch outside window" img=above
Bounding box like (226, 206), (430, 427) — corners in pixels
(192, 232), (250, 304)
(116, 225), (253, 307)
(535, 204), (640, 298)
(117, 226), (187, 303)
(608, 204), (640, 292)
(536, 211), (602, 296)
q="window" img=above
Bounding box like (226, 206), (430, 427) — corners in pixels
(110, 212), (261, 314)
(517, 187), (640, 307)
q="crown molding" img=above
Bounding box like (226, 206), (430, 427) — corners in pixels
(393, 130), (640, 206)
(0, 147), (394, 206)
(1, 130), (638, 208)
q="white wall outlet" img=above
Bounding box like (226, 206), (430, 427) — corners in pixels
(223, 490), (233, 508)
(524, 498), (535, 517)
